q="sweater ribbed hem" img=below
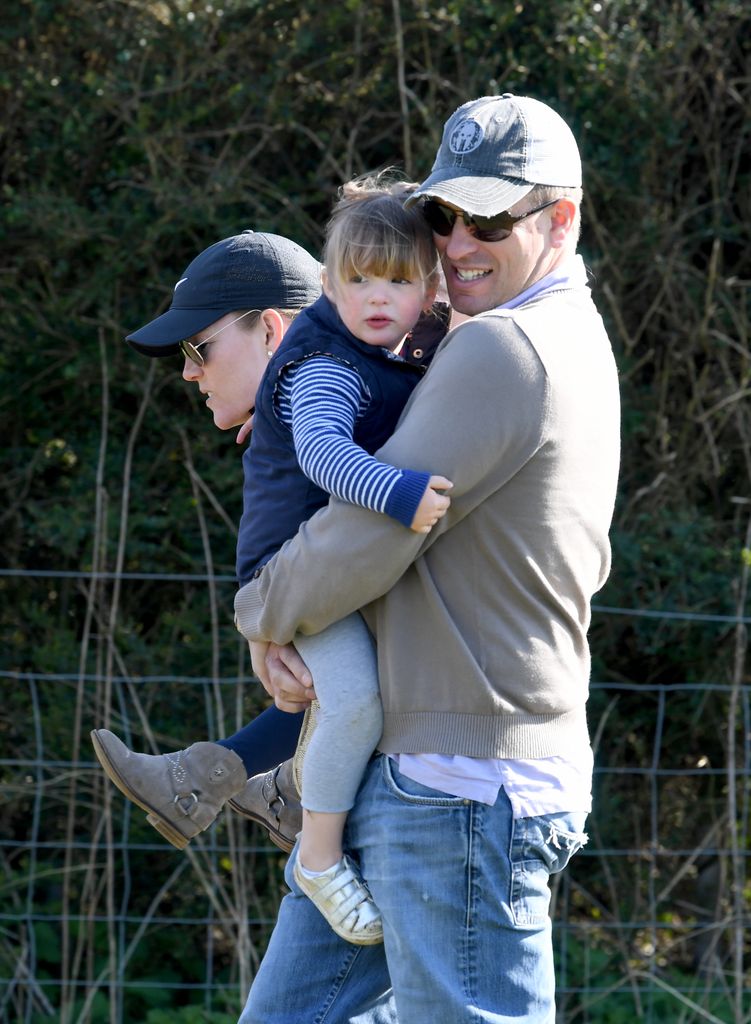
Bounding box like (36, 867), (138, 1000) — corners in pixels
(234, 579), (266, 640)
(377, 708), (590, 760)
(385, 470), (431, 528)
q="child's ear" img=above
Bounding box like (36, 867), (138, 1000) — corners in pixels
(321, 267), (335, 301)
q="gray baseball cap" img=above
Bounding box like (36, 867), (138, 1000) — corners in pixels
(408, 94), (582, 216)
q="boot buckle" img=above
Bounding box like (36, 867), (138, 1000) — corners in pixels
(173, 791), (199, 813)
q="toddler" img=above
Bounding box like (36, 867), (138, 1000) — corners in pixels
(237, 176), (451, 944)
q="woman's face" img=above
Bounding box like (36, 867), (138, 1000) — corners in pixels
(181, 312), (272, 430)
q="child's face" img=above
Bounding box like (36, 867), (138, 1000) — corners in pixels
(324, 270), (436, 352)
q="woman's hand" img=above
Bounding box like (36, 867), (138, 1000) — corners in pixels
(235, 412), (254, 445)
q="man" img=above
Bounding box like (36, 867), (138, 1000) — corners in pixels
(233, 94), (620, 1023)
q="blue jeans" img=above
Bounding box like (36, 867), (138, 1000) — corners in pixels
(239, 755), (588, 1024)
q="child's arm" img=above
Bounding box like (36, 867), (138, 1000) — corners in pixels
(277, 356), (451, 531)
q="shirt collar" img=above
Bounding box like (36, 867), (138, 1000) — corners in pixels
(487, 254), (589, 313)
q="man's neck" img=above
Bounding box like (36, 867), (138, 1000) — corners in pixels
(492, 254), (585, 313)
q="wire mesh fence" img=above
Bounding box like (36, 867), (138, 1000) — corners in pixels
(1, 570), (749, 1023)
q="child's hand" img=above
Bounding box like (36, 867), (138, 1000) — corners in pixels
(410, 475), (453, 534)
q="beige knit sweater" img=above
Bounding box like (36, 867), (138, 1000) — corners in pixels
(235, 279), (620, 760)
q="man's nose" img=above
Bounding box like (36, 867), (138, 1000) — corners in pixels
(443, 217), (479, 260)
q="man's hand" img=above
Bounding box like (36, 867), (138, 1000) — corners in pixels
(410, 475), (453, 534)
(250, 640), (316, 712)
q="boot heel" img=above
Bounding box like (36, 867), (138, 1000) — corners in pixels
(146, 813), (190, 850)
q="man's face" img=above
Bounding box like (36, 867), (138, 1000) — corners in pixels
(432, 198), (560, 315)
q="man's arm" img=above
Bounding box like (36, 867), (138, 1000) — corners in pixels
(234, 318), (548, 644)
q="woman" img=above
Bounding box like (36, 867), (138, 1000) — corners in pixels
(91, 225), (451, 853)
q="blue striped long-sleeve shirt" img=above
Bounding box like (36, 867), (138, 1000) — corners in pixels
(275, 355), (430, 527)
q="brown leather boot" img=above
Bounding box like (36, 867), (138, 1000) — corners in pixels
(91, 729), (247, 849)
(228, 758), (302, 853)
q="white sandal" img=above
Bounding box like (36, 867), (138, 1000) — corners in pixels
(293, 854), (383, 946)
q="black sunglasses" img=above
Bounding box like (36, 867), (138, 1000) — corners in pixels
(421, 197), (561, 243)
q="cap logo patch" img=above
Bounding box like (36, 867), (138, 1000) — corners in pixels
(449, 119), (484, 155)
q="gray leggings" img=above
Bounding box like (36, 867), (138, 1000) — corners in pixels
(293, 612), (382, 814)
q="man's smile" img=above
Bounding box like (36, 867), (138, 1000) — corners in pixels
(455, 268), (492, 282)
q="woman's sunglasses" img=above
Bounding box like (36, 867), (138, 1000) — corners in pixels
(421, 197), (561, 243)
(179, 309), (261, 367)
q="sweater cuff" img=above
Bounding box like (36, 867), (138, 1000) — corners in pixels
(384, 469), (431, 528)
(234, 576), (267, 641)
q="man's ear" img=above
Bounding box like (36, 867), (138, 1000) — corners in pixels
(549, 198), (577, 248)
(260, 308), (286, 354)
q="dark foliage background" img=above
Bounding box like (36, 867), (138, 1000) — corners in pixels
(1, 0), (749, 1021)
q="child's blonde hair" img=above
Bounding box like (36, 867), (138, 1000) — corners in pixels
(323, 173), (438, 290)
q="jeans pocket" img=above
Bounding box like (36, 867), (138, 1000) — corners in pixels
(381, 755), (467, 806)
(509, 811), (588, 928)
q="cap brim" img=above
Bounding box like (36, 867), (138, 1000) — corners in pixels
(406, 173), (534, 217)
(125, 306), (230, 357)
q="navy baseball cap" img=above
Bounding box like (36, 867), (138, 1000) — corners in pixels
(407, 94), (582, 217)
(126, 230), (322, 356)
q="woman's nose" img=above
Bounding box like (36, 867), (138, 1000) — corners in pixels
(182, 357), (202, 381)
